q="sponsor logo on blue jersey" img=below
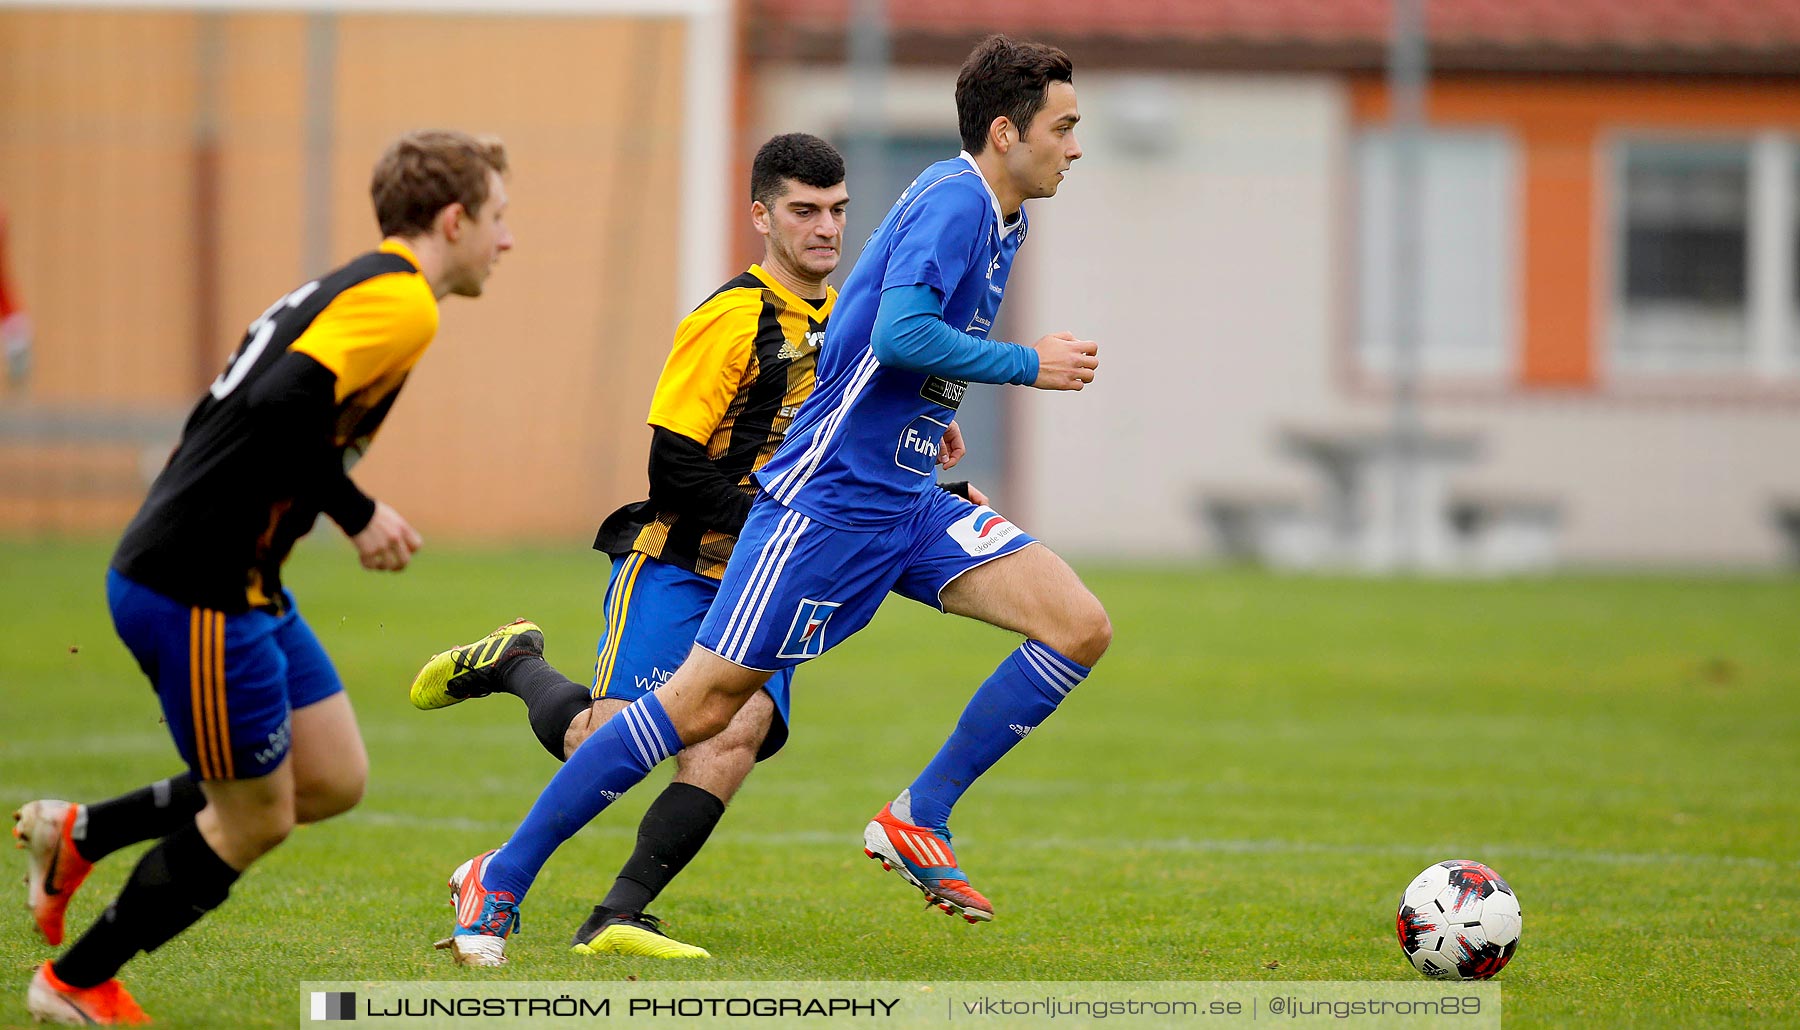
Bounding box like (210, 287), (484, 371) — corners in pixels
(920, 376), (967, 410)
(776, 598), (841, 659)
(946, 505), (1024, 556)
(894, 414), (949, 476)
(973, 511), (1008, 537)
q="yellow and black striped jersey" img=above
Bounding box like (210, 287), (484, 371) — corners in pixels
(112, 240), (438, 613)
(595, 264), (833, 578)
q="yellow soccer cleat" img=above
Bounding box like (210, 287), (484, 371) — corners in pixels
(409, 619), (544, 711)
(572, 913), (711, 960)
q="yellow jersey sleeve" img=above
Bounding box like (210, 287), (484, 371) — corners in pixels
(289, 271), (439, 401)
(647, 290), (760, 444)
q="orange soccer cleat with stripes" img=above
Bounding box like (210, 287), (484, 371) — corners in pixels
(26, 961), (151, 1026)
(13, 800), (94, 947)
(861, 790), (993, 923)
(434, 849), (520, 967)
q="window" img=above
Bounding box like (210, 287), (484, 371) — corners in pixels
(1613, 140), (1751, 369)
(1356, 129), (1518, 378)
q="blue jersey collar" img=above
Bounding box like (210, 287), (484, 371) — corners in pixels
(958, 151), (1025, 240)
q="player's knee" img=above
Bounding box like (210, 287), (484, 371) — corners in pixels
(689, 697), (740, 743)
(250, 817), (294, 856)
(1063, 596), (1112, 668)
(295, 748), (368, 823)
(676, 734), (759, 802)
(295, 772), (364, 824)
(567, 700), (624, 760)
(220, 802), (295, 858)
(703, 716), (763, 760)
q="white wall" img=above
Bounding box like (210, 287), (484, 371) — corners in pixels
(1421, 403), (1800, 565)
(1017, 73), (1347, 557)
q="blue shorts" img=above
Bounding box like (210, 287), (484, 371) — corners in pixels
(589, 552), (794, 761)
(106, 569), (344, 781)
(697, 489), (1036, 672)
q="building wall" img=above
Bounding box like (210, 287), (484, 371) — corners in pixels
(757, 63), (1800, 565)
(757, 67), (1350, 557)
(0, 9), (690, 541)
(1018, 72), (1348, 559)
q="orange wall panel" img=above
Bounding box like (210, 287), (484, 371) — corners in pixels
(1350, 75), (1800, 391)
(0, 10), (692, 540)
(0, 11), (200, 406)
(1520, 127), (1594, 387)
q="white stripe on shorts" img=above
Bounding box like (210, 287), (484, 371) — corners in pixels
(716, 509), (802, 658)
(718, 509), (813, 663)
(728, 512), (812, 663)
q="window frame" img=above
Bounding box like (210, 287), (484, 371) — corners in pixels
(1352, 125), (1522, 385)
(1603, 130), (1799, 383)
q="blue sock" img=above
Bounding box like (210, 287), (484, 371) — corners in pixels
(482, 693), (682, 902)
(905, 640), (1090, 835)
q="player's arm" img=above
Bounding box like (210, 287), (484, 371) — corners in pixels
(869, 183), (1095, 390)
(242, 351), (422, 568)
(870, 284), (1038, 384)
(934, 424), (988, 503)
(243, 351), (377, 532)
(248, 274), (433, 566)
(874, 287), (1096, 391)
(643, 294), (758, 532)
(646, 428), (754, 532)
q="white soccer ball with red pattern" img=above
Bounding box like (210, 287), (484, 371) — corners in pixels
(1395, 859), (1521, 980)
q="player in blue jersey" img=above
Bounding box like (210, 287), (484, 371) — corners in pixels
(440, 35), (1106, 966)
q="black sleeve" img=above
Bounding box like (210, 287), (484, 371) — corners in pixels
(244, 351), (377, 536)
(646, 426), (754, 534)
(939, 481), (972, 500)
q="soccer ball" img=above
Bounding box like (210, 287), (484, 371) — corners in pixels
(1395, 860), (1521, 980)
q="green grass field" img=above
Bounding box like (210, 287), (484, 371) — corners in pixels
(1, 540), (1796, 1028)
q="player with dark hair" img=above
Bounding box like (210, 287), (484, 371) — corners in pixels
(13, 129), (513, 1025)
(414, 133), (983, 962)
(439, 34), (1102, 967)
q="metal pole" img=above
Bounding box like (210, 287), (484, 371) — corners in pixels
(1387, 0), (1427, 571)
(847, 0), (888, 252)
(191, 14), (225, 392)
(303, 14), (338, 278)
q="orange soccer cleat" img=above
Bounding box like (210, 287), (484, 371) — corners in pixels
(862, 791), (993, 923)
(26, 962), (151, 1026)
(13, 800), (94, 947)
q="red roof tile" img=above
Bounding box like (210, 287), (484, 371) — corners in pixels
(753, 0), (1800, 71)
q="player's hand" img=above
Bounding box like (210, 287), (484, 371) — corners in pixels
(966, 482), (990, 506)
(1031, 331), (1098, 391)
(939, 421), (967, 471)
(352, 502), (422, 572)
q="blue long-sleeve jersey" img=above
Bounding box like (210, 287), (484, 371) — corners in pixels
(755, 153), (1034, 528)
